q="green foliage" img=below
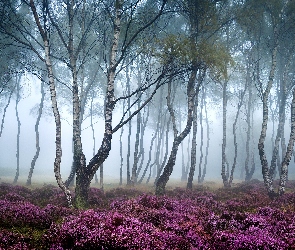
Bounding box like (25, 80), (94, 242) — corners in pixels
(198, 40), (234, 80)
(156, 34), (195, 65)
(237, 0), (290, 36)
(155, 34), (233, 80)
(74, 193), (89, 210)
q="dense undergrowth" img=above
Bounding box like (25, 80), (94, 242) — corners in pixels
(0, 180), (295, 249)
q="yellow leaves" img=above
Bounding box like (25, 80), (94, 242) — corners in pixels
(198, 40), (234, 80)
(155, 34), (233, 80)
(156, 34), (195, 65)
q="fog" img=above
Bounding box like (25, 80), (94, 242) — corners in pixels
(1, 76), (295, 188)
(0, 80), (222, 184)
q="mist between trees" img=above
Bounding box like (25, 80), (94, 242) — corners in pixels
(0, 0), (295, 208)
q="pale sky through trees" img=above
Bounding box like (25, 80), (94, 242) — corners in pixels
(0, 0), (294, 202)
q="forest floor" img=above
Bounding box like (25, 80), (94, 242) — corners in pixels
(0, 178), (295, 249)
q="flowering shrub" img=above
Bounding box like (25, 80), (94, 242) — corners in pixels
(0, 183), (32, 199)
(43, 194), (212, 249)
(31, 185), (70, 207)
(0, 230), (31, 250)
(45, 209), (200, 249)
(0, 199), (51, 228)
(0, 199), (73, 229)
(0, 180), (295, 249)
(105, 187), (147, 199)
(207, 206), (295, 249)
(88, 187), (108, 209)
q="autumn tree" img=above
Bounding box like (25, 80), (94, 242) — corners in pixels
(241, 0), (293, 198)
(155, 0), (232, 194)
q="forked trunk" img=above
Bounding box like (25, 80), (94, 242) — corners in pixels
(27, 80), (45, 186)
(156, 67), (198, 195)
(257, 0), (288, 200)
(76, 0), (123, 208)
(279, 87), (295, 195)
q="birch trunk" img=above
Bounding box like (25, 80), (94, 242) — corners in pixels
(187, 70), (205, 188)
(258, 31), (279, 198)
(0, 85), (15, 138)
(81, 0), (123, 208)
(90, 94), (98, 184)
(257, 0), (289, 199)
(119, 125), (124, 185)
(245, 68), (254, 181)
(27, 80), (45, 186)
(187, 86), (198, 189)
(201, 88), (210, 183)
(138, 131), (156, 184)
(156, 67), (198, 195)
(131, 104), (141, 186)
(221, 80), (229, 187)
(229, 85), (247, 186)
(269, 88), (286, 181)
(198, 89), (204, 184)
(30, 0), (72, 207)
(154, 116), (171, 185)
(279, 87), (295, 195)
(13, 75), (21, 184)
(137, 104), (149, 177)
(126, 65), (132, 185)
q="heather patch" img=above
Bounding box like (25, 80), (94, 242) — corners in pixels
(0, 180), (295, 249)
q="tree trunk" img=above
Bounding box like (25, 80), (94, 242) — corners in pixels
(221, 79), (229, 187)
(119, 125), (124, 185)
(257, 0), (288, 200)
(126, 65), (132, 185)
(13, 75), (21, 184)
(184, 131), (191, 180)
(180, 109), (186, 181)
(0, 85), (15, 138)
(30, 0), (73, 207)
(100, 163), (103, 190)
(201, 88), (210, 183)
(136, 104), (149, 178)
(27, 80), (45, 186)
(187, 70), (205, 188)
(63, 0), (88, 206)
(154, 116), (171, 185)
(140, 93), (163, 184)
(154, 80), (175, 185)
(131, 107), (141, 186)
(77, 0), (123, 208)
(269, 88), (286, 182)
(279, 87), (295, 195)
(198, 89), (204, 184)
(156, 66), (198, 195)
(245, 67), (254, 181)
(90, 94), (98, 184)
(229, 84), (247, 186)
(258, 39), (278, 199)
(187, 85), (199, 189)
(153, 91), (166, 179)
(138, 131), (156, 184)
